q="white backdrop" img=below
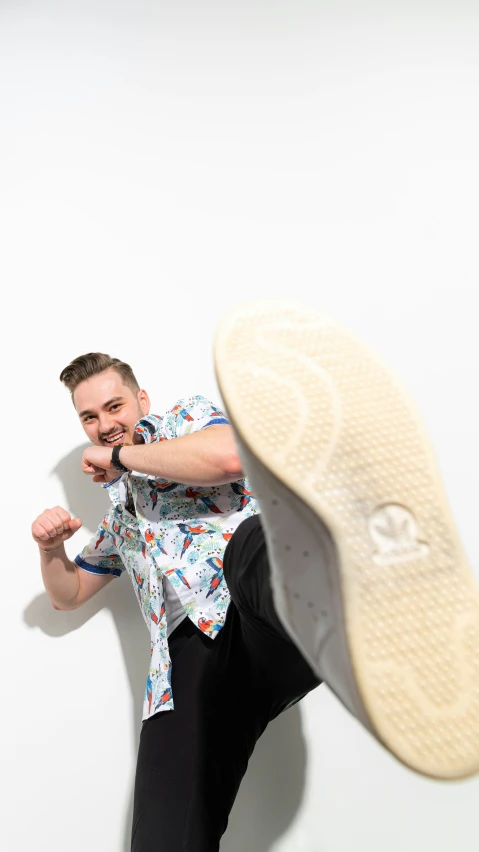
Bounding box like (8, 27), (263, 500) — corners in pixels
(1, 2), (479, 850)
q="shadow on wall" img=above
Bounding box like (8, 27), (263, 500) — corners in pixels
(24, 444), (309, 852)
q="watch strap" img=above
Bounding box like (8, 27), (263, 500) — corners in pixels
(111, 443), (131, 473)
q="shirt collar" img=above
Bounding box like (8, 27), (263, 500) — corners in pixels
(133, 414), (163, 444)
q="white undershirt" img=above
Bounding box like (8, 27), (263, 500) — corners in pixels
(163, 574), (187, 637)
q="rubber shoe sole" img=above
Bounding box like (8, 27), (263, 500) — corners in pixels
(214, 299), (479, 780)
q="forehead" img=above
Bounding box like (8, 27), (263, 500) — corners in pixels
(73, 370), (132, 413)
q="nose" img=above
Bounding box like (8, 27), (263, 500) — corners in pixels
(98, 414), (118, 436)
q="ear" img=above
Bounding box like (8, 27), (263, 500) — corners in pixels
(138, 388), (151, 415)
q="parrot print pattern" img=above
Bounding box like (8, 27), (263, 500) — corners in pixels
(74, 395), (259, 722)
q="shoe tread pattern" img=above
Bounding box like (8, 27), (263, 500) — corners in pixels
(215, 301), (479, 779)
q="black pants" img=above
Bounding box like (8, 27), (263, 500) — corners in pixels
(131, 515), (321, 852)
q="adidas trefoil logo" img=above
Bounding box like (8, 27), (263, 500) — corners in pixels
(368, 503), (429, 566)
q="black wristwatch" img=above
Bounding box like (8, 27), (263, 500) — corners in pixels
(111, 443), (131, 473)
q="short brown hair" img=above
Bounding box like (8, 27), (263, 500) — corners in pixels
(59, 353), (140, 398)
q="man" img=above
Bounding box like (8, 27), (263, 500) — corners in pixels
(33, 301), (479, 851)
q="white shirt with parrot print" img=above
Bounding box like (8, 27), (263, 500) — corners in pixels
(75, 396), (259, 721)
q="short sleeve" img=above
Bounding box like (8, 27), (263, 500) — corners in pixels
(162, 396), (231, 440)
(74, 509), (125, 577)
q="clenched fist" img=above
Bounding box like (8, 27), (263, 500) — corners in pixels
(32, 506), (82, 552)
(82, 445), (121, 484)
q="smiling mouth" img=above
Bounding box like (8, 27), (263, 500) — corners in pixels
(104, 431), (126, 445)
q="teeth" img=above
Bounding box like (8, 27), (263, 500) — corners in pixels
(106, 432), (124, 443)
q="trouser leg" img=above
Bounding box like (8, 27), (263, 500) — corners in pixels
(131, 607), (272, 852)
(223, 513), (321, 718)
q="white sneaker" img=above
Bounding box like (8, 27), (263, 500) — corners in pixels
(214, 300), (479, 780)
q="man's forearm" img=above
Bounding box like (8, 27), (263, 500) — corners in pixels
(120, 426), (243, 485)
(40, 545), (81, 610)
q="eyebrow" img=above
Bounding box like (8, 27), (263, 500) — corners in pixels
(79, 396), (125, 419)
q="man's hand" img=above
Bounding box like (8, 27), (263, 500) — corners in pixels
(32, 507), (83, 551)
(82, 445), (121, 483)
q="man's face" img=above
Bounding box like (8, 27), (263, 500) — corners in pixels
(74, 369), (150, 447)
